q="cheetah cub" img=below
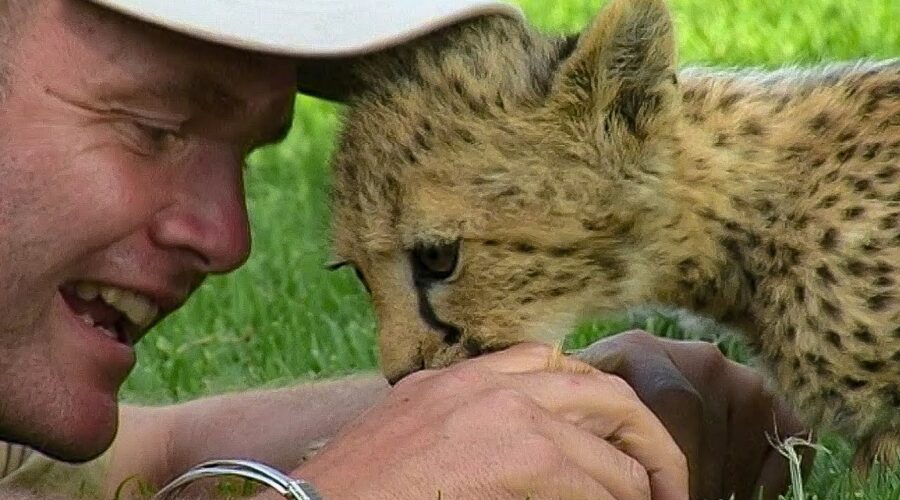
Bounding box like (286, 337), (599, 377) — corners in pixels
(328, 0), (899, 469)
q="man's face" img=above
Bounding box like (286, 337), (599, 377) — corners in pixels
(0, 0), (296, 461)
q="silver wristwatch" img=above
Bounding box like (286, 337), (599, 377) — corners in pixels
(152, 459), (323, 500)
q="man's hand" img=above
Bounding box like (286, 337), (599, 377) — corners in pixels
(574, 330), (815, 500)
(289, 343), (688, 500)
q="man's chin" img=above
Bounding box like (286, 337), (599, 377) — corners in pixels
(1, 413), (118, 465)
(37, 405), (119, 463)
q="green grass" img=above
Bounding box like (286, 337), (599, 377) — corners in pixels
(121, 0), (900, 497)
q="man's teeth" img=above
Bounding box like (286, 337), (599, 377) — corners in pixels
(100, 286), (121, 304)
(75, 282), (100, 301)
(76, 283), (159, 329)
(77, 313), (94, 326)
(78, 313), (117, 340)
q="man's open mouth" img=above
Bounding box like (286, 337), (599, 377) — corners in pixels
(59, 282), (159, 346)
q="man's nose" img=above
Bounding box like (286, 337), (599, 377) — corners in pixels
(149, 148), (252, 274)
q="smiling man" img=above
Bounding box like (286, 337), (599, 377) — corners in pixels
(0, 0), (297, 463)
(0, 1), (810, 499)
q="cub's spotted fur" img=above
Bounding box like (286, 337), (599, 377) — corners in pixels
(329, 0), (899, 468)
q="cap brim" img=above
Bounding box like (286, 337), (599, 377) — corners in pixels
(90, 0), (522, 100)
(90, 0), (523, 57)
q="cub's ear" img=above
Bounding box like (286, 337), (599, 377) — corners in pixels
(548, 0), (678, 140)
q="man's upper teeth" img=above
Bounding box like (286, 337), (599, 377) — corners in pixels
(75, 282), (100, 301)
(78, 283), (159, 329)
(100, 286), (121, 304)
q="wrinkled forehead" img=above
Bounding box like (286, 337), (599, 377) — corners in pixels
(24, 0), (296, 115)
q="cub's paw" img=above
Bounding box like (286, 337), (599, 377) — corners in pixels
(853, 431), (900, 477)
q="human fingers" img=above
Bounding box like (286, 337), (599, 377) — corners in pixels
(576, 330), (721, 384)
(609, 357), (709, 499)
(540, 417), (651, 500)
(520, 468), (620, 500)
(393, 343), (600, 401)
(576, 331), (813, 500)
(438, 388), (628, 500)
(507, 369), (689, 500)
(659, 336), (814, 500)
(506, 447), (621, 500)
(457, 342), (596, 374)
(390, 343), (569, 402)
(574, 332), (729, 498)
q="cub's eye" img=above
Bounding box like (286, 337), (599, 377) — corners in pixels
(353, 267), (371, 294)
(325, 261), (371, 294)
(411, 241), (460, 282)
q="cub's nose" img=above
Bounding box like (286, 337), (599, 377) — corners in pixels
(462, 336), (486, 357)
(386, 359), (426, 386)
(383, 334), (488, 386)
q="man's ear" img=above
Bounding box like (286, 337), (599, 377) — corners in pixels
(548, 0), (678, 141)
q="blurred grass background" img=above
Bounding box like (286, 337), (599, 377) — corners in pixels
(121, 0), (900, 497)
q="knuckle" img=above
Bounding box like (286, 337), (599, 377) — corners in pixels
(450, 362), (488, 380)
(444, 364), (489, 389)
(444, 401), (483, 432)
(683, 340), (727, 378)
(449, 388), (536, 431)
(486, 388), (535, 416)
(517, 434), (564, 472)
(630, 464), (652, 499)
(587, 330), (644, 352)
(445, 389), (511, 432)
(615, 453), (651, 498)
(610, 329), (657, 353)
(576, 348), (629, 375)
(620, 329), (656, 343)
(691, 340), (725, 364)
(697, 340), (724, 359)
(602, 372), (640, 397)
(662, 443), (689, 485)
(648, 379), (703, 411)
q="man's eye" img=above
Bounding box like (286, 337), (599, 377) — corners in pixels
(411, 241), (461, 282)
(135, 121), (181, 144)
(121, 120), (183, 154)
(136, 123), (169, 142)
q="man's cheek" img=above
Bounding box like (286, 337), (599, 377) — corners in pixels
(55, 149), (167, 255)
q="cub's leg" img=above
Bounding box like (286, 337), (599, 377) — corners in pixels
(853, 431), (900, 476)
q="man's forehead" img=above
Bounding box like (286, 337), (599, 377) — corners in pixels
(6, 0), (297, 148)
(94, 72), (253, 119)
(56, 0), (297, 105)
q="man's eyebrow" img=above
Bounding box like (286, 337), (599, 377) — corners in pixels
(186, 77), (246, 118)
(95, 73), (293, 145)
(99, 76), (246, 118)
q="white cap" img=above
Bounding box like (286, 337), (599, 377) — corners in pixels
(88, 0), (522, 57)
(88, 0), (522, 99)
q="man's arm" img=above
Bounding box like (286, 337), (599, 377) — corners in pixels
(106, 375), (389, 495)
(107, 347), (682, 500)
(0, 489), (69, 500)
